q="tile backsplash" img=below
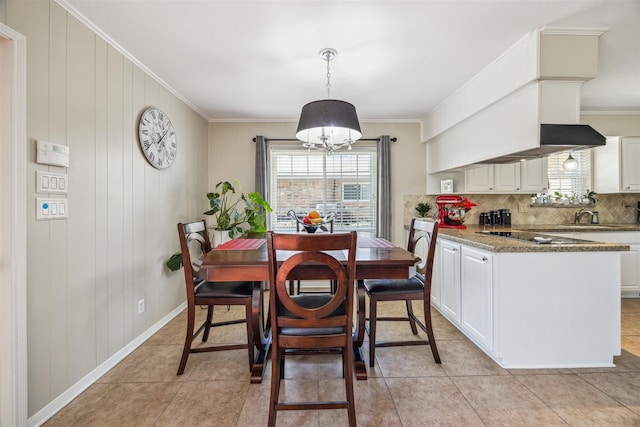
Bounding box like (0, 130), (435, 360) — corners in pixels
(403, 193), (640, 226)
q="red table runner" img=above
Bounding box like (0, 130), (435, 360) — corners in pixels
(214, 239), (266, 250)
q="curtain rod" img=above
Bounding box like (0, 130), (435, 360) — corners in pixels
(252, 137), (397, 142)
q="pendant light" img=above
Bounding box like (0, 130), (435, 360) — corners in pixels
(562, 152), (579, 170)
(296, 48), (362, 155)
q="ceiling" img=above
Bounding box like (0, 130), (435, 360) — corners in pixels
(63, 0), (640, 122)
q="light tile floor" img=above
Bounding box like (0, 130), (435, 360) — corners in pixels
(45, 298), (640, 426)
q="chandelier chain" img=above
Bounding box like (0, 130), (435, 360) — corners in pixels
(325, 53), (332, 99)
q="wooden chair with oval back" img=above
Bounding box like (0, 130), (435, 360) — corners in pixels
(266, 230), (358, 427)
(358, 218), (441, 367)
(176, 220), (260, 375)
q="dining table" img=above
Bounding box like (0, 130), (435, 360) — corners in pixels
(199, 234), (419, 383)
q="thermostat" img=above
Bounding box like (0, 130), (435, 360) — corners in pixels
(37, 140), (70, 167)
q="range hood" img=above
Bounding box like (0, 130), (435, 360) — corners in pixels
(477, 124), (606, 164)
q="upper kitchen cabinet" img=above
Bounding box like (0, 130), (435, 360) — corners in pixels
(456, 158), (547, 194)
(593, 137), (640, 193)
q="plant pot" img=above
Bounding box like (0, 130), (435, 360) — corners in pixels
(212, 230), (233, 248)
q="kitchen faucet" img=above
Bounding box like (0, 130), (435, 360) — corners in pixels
(574, 208), (599, 224)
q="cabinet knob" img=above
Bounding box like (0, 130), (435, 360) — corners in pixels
(482, 257), (488, 262)
(489, 187), (493, 191)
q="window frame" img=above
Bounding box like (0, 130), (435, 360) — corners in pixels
(267, 141), (378, 234)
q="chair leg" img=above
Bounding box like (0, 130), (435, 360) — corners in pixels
(268, 346), (282, 427)
(369, 296), (377, 367)
(423, 303), (442, 364)
(202, 305), (214, 342)
(345, 341), (357, 427)
(406, 300), (419, 335)
(245, 302), (255, 371)
(177, 304), (196, 375)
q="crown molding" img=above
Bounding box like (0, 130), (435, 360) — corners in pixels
(54, 0), (210, 121)
(581, 109), (640, 115)
(540, 27), (609, 36)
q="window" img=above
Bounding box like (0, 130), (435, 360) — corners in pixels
(342, 183), (371, 201)
(269, 145), (377, 235)
(546, 149), (592, 196)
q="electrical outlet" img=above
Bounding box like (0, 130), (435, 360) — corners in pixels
(137, 299), (145, 314)
(518, 203), (528, 213)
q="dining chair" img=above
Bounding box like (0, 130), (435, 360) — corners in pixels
(359, 218), (441, 367)
(176, 220), (259, 375)
(266, 231), (358, 427)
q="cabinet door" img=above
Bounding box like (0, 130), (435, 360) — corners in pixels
(494, 163), (520, 192)
(460, 247), (493, 350)
(439, 240), (461, 325)
(465, 165), (494, 192)
(621, 138), (640, 192)
(520, 157), (548, 192)
(431, 241), (442, 308)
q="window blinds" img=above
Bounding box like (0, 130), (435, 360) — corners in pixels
(546, 150), (592, 196)
(269, 146), (377, 235)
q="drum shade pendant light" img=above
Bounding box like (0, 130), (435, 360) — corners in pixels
(296, 48), (362, 155)
(562, 152), (579, 170)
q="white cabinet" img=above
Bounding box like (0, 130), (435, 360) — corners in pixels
(494, 163), (520, 192)
(460, 247), (493, 351)
(593, 137), (640, 193)
(465, 165), (494, 192)
(430, 241), (442, 308)
(439, 240), (461, 325)
(463, 158), (548, 193)
(520, 157), (548, 192)
(436, 240), (493, 350)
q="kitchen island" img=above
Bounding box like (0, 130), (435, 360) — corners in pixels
(432, 224), (630, 369)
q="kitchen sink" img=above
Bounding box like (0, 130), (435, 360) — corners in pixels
(559, 224), (622, 230)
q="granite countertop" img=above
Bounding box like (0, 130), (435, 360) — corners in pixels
(436, 224), (636, 253)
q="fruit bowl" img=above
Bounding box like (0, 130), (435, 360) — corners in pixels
(302, 224), (319, 233)
(287, 210), (336, 233)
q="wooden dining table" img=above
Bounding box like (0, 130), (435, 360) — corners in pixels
(199, 235), (418, 383)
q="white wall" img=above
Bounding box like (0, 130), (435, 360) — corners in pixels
(3, 0), (209, 417)
(581, 113), (640, 137)
(208, 121), (425, 245)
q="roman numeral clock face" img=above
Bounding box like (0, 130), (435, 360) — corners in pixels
(138, 107), (177, 169)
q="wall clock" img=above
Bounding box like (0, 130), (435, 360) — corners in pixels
(138, 106), (177, 169)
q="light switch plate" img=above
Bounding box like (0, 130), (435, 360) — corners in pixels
(37, 171), (68, 194)
(36, 198), (68, 220)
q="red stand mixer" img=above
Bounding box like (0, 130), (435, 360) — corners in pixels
(436, 195), (477, 229)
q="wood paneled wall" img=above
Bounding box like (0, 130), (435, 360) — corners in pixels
(3, 0), (209, 416)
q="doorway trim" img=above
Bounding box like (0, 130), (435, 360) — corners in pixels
(0, 22), (28, 427)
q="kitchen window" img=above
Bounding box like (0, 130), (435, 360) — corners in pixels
(268, 144), (377, 235)
(546, 149), (592, 196)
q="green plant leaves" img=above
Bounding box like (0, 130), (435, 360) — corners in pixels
(203, 181), (272, 235)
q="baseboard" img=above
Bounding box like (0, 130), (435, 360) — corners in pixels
(26, 301), (187, 427)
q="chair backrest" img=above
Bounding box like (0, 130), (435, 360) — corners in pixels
(407, 218), (439, 282)
(177, 220), (212, 298)
(266, 231), (357, 337)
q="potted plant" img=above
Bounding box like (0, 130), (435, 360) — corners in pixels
(205, 180), (272, 240)
(415, 202), (432, 218)
(166, 180), (272, 272)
